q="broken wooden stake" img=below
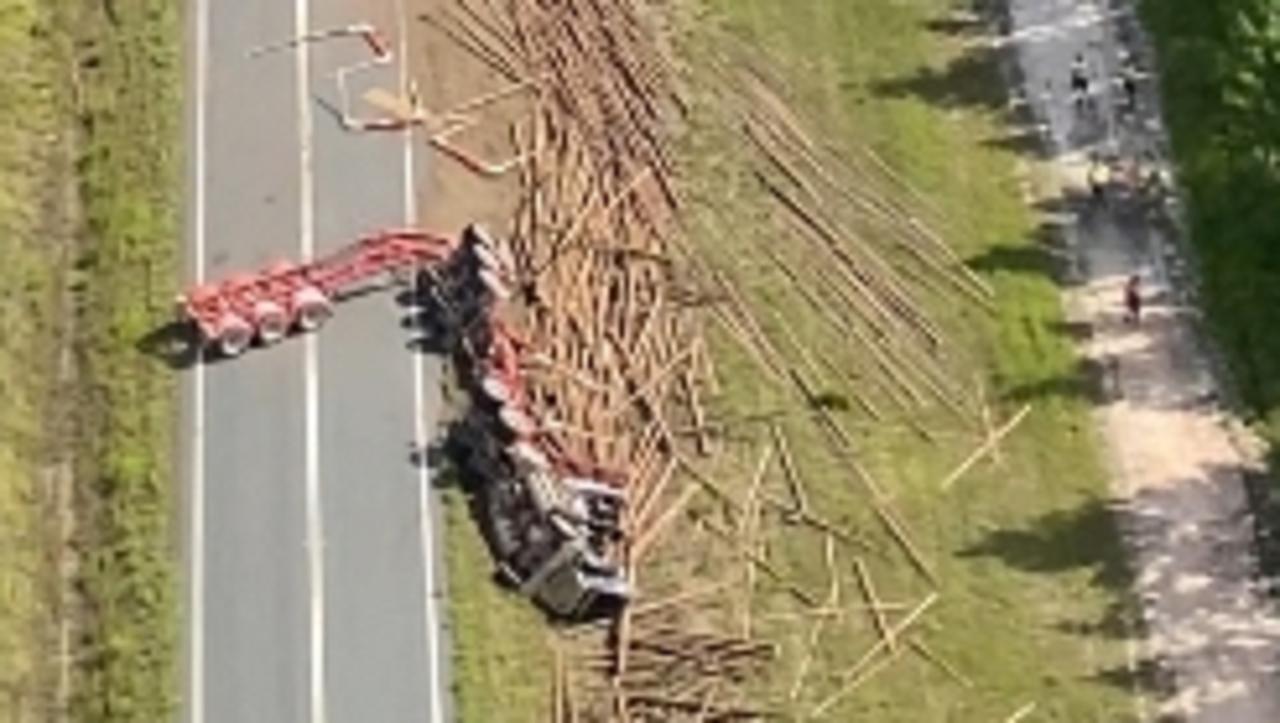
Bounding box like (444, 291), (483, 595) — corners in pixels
(854, 557), (895, 653)
(909, 637), (973, 689)
(811, 592), (939, 717)
(940, 404), (1032, 491)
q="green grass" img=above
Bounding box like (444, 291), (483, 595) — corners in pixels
(667, 0), (1141, 719)
(442, 484), (553, 723)
(66, 2), (182, 719)
(0, 0), (72, 716)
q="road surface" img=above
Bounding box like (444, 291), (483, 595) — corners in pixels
(183, 0), (449, 721)
(1002, 0), (1280, 719)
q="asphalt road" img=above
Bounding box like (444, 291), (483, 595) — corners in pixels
(184, 0), (449, 720)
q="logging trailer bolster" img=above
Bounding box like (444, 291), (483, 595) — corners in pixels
(177, 228), (459, 357)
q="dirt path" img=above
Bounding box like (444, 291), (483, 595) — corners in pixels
(1002, 0), (1280, 719)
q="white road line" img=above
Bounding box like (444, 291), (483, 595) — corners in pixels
(294, 0), (326, 721)
(189, 0), (209, 720)
(393, 2), (445, 719)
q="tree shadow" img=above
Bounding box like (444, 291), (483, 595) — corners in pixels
(867, 0), (1026, 123)
(1003, 357), (1113, 405)
(1049, 319), (1095, 343)
(966, 243), (1053, 277)
(870, 42), (1009, 115)
(966, 468), (1280, 709)
(1239, 460), (1280, 597)
(961, 498), (1131, 588)
(980, 123), (1052, 158)
(1091, 658), (1180, 712)
(960, 497), (1170, 698)
(921, 10), (990, 38)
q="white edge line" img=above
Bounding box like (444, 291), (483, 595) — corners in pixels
(295, 0), (326, 721)
(394, 3), (446, 720)
(189, 0), (209, 719)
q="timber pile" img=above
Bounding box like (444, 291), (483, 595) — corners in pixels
(693, 38), (998, 429)
(442, 0), (689, 503)
(431, 1), (1019, 719)
(563, 623), (778, 722)
(431, 1), (744, 718)
(428, 0), (694, 523)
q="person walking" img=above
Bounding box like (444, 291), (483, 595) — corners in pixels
(1117, 50), (1140, 113)
(1070, 53), (1090, 111)
(1123, 274), (1143, 325)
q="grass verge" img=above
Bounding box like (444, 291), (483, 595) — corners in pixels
(664, 0), (1142, 718)
(0, 0), (74, 716)
(441, 482), (553, 723)
(66, 2), (181, 719)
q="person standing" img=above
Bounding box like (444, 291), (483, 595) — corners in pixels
(1124, 274), (1143, 324)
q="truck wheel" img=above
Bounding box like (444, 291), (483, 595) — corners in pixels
(217, 314), (254, 357)
(253, 300), (289, 344)
(293, 286), (333, 332)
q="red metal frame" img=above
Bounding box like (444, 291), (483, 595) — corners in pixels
(179, 228), (457, 354)
(475, 318), (624, 487)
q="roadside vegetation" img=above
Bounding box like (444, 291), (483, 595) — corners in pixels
(0, 2), (180, 718)
(1141, 1), (1280, 471)
(0, 0), (74, 716)
(442, 484), (553, 722)
(66, 1), (181, 719)
(659, 0), (1140, 718)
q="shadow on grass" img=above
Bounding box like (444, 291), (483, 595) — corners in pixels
(960, 498), (1167, 697)
(966, 469), (1280, 709)
(867, 1), (1033, 139)
(1003, 357), (1113, 405)
(961, 498), (1130, 588)
(966, 243), (1052, 277)
(965, 213), (1078, 282)
(871, 44), (1008, 114)
(1049, 319), (1095, 343)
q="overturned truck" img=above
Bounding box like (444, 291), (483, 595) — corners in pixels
(175, 222), (632, 621)
(423, 225), (632, 621)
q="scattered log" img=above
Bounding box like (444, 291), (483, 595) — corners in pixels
(939, 404), (1032, 491)
(853, 558), (895, 653)
(810, 592), (938, 717)
(909, 637), (973, 689)
(1004, 702), (1038, 723)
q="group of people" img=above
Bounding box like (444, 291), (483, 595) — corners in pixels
(1085, 150), (1165, 206)
(1068, 48), (1140, 115)
(1067, 47), (1152, 328)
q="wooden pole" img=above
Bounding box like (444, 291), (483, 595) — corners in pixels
(810, 593), (938, 717)
(853, 558), (895, 653)
(939, 404), (1032, 491)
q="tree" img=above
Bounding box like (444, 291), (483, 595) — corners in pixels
(1220, 0), (1280, 172)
